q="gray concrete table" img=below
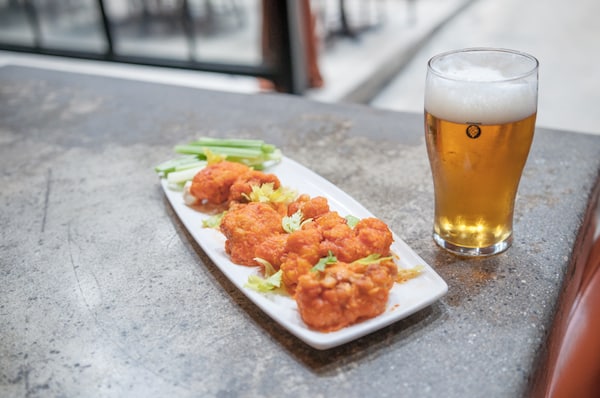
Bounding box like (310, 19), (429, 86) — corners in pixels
(1, 65), (599, 398)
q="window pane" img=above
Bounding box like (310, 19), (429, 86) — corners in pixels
(36, 0), (107, 52)
(106, 0), (190, 60)
(188, 0), (261, 65)
(104, 0), (261, 64)
(0, 2), (36, 46)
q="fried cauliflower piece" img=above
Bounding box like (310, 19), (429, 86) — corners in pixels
(254, 233), (288, 271)
(219, 202), (284, 266)
(287, 194), (310, 215)
(316, 214), (394, 263)
(308, 212), (356, 261)
(352, 217), (395, 257)
(251, 196), (331, 278)
(287, 195), (330, 219)
(295, 259), (398, 332)
(280, 228), (324, 294)
(189, 161), (250, 205)
(228, 170), (281, 204)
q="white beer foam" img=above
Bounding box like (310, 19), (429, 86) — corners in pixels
(425, 54), (538, 124)
(425, 80), (537, 124)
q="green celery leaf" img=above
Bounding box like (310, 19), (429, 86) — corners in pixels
(345, 215), (360, 228)
(311, 251), (338, 273)
(282, 210), (303, 233)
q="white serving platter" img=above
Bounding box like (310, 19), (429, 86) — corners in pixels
(161, 156), (447, 350)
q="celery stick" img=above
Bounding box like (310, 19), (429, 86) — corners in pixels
(189, 137), (265, 149)
(174, 145), (263, 159)
(154, 156), (201, 176)
(155, 138), (282, 180)
(174, 160), (206, 172)
(187, 138), (277, 158)
(167, 165), (205, 186)
(261, 143), (276, 153)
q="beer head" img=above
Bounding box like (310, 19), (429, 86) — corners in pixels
(425, 48), (539, 125)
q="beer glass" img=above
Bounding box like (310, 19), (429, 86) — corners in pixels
(424, 48), (538, 256)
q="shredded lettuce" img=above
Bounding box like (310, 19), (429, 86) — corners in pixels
(352, 253), (393, 265)
(245, 258), (284, 293)
(242, 183), (297, 204)
(202, 212), (226, 228)
(245, 270), (283, 293)
(396, 265), (425, 283)
(254, 257), (277, 277)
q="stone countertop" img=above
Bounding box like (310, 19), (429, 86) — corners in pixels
(1, 65), (599, 398)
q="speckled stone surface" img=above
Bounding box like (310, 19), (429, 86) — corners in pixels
(1, 65), (599, 398)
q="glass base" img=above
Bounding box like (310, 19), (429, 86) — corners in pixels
(432, 233), (512, 257)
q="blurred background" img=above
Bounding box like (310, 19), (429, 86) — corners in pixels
(0, 0), (598, 135)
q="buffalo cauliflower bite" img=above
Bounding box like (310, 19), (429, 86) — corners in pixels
(189, 161), (250, 205)
(219, 202), (284, 266)
(309, 212), (357, 262)
(295, 259), (398, 332)
(279, 228), (324, 294)
(315, 214), (394, 263)
(287, 195), (330, 219)
(254, 233), (288, 271)
(286, 194), (310, 216)
(352, 217), (395, 257)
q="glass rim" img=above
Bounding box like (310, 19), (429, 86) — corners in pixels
(427, 47), (539, 83)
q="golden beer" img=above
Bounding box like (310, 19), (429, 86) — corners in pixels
(425, 48), (539, 256)
(425, 112), (536, 252)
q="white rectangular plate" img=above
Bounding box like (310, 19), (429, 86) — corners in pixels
(161, 156), (447, 350)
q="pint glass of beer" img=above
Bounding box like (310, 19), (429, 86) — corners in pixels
(424, 48), (538, 256)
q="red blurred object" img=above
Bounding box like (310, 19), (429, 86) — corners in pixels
(530, 190), (600, 397)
